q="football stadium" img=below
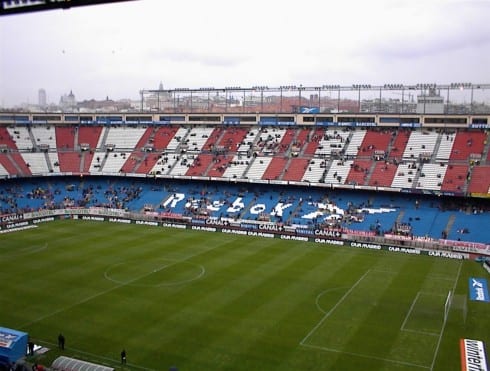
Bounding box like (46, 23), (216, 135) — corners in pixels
(1, 83), (490, 371)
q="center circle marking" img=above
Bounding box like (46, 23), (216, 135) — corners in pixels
(104, 258), (205, 287)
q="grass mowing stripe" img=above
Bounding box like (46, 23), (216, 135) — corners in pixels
(87, 236), (294, 369)
(184, 244), (324, 368)
(217, 248), (364, 370)
(1, 221), (488, 371)
(129, 238), (294, 359)
(170, 239), (358, 370)
(18, 231), (238, 330)
(301, 343), (430, 369)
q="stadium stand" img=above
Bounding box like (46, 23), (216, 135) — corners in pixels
(57, 152), (82, 173)
(30, 125), (57, 150)
(21, 152), (51, 174)
(402, 130), (439, 160)
(303, 128), (323, 155)
(359, 129), (392, 157)
(0, 122), (489, 195)
(388, 129), (410, 160)
(78, 126), (103, 149)
(185, 153), (215, 176)
(55, 126), (76, 149)
(151, 126), (179, 150)
(450, 130), (486, 160)
(344, 130), (366, 157)
(282, 158), (308, 182)
(1, 111), (490, 249)
(368, 162), (398, 188)
(315, 128), (350, 157)
(246, 156), (272, 179)
(186, 127), (216, 151)
(7, 126), (33, 150)
(435, 132), (455, 161)
(119, 127), (155, 173)
(391, 162), (417, 189)
(214, 126), (249, 152)
(292, 128), (311, 155)
(0, 163), (8, 177)
(324, 159), (353, 185)
(222, 154), (249, 179)
(345, 159), (372, 186)
(262, 157), (288, 180)
(169, 154), (194, 176)
(0, 127), (18, 150)
(164, 127), (190, 152)
(441, 164), (469, 193)
(276, 128), (297, 155)
(416, 163), (447, 191)
(301, 158), (326, 183)
(468, 165), (490, 194)
(255, 127), (287, 155)
(1, 174), (489, 244)
(1, 152), (31, 176)
(103, 126), (147, 150)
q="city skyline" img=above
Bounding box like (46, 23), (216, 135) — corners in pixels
(1, 0), (490, 107)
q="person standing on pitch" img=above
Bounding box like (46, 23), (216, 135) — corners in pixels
(58, 333), (65, 350)
(121, 349), (126, 364)
(28, 340), (34, 356)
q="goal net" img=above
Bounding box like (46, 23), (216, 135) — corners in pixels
(444, 291), (468, 325)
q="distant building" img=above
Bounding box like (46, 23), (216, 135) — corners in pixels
(38, 89), (47, 108)
(78, 96), (133, 112)
(361, 98), (416, 113)
(416, 88), (444, 114)
(142, 82), (172, 111)
(60, 90), (77, 111)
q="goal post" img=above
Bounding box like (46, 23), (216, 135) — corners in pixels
(444, 290), (453, 323)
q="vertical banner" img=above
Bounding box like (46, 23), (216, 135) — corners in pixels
(469, 278), (490, 302)
(460, 339), (488, 371)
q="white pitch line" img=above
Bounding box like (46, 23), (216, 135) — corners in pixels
(314, 287), (349, 314)
(400, 291), (422, 332)
(425, 274), (457, 282)
(429, 260), (463, 371)
(19, 237), (234, 330)
(301, 343), (430, 369)
(401, 328), (440, 337)
(300, 269), (371, 346)
(103, 260), (206, 287)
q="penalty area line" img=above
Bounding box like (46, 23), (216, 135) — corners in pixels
(400, 291), (421, 332)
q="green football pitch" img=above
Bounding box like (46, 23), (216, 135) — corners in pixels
(1, 220), (489, 370)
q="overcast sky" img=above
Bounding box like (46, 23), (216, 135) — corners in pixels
(1, 0), (489, 106)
